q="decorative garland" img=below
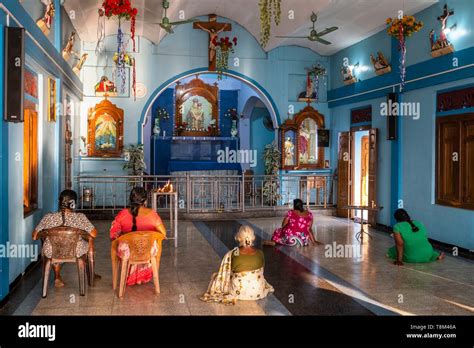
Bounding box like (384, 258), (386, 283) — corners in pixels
(386, 15), (423, 91)
(259, 0), (281, 48)
(99, 0), (138, 97)
(113, 52), (136, 98)
(213, 36), (238, 80)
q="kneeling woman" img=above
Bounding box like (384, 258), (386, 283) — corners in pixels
(267, 199), (320, 247)
(388, 209), (444, 265)
(201, 225), (274, 305)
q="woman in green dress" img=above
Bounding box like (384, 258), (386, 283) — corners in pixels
(388, 209), (444, 265)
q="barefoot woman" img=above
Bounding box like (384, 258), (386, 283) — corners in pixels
(388, 209), (445, 265)
(266, 199), (321, 247)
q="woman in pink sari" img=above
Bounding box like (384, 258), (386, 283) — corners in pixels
(266, 199), (321, 247)
(110, 187), (166, 286)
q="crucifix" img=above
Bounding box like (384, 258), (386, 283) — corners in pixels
(193, 14), (232, 71)
(437, 4), (454, 42)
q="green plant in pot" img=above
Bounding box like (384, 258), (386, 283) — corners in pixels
(262, 142), (281, 206)
(123, 144), (146, 186)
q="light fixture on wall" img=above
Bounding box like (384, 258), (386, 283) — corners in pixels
(445, 24), (467, 40)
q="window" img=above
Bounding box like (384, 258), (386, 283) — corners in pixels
(23, 108), (38, 214)
(436, 113), (474, 210)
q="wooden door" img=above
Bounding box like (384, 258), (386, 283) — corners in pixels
(337, 132), (351, 217)
(461, 119), (474, 207)
(436, 119), (460, 205)
(64, 114), (73, 189)
(360, 136), (369, 207)
(23, 109), (38, 210)
(367, 129), (378, 225)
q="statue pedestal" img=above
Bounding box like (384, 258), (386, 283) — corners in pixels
(431, 44), (455, 58)
(343, 77), (357, 86)
(375, 66), (392, 76)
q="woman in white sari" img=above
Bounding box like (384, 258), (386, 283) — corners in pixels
(201, 225), (274, 305)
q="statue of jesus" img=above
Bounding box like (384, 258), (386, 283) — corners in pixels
(195, 24), (227, 67)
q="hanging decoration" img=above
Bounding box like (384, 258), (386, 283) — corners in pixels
(213, 36), (238, 80)
(99, 0), (138, 96)
(259, 0), (281, 48)
(386, 15), (423, 91)
(113, 52), (136, 99)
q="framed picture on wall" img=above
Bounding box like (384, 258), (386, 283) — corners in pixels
(47, 77), (56, 122)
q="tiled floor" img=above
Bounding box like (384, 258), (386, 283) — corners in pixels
(4, 214), (474, 316)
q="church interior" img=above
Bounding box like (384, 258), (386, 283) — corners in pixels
(1, 0), (474, 322)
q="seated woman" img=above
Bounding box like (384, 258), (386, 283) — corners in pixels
(32, 190), (98, 288)
(388, 209), (445, 265)
(201, 225), (274, 305)
(265, 199), (321, 247)
(110, 187), (166, 286)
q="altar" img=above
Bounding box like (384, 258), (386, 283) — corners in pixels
(151, 135), (241, 175)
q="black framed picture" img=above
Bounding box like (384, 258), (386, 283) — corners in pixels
(317, 129), (330, 147)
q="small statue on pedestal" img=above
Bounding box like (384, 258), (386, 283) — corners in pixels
(62, 32), (76, 61)
(73, 53), (88, 75)
(36, 0), (55, 35)
(430, 4), (455, 57)
(95, 76), (117, 97)
(370, 51), (391, 75)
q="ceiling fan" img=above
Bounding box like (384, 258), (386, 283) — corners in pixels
(152, 0), (197, 34)
(276, 12), (338, 45)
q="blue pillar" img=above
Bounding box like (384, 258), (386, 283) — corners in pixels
(53, 0), (62, 204)
(0, 11), (10, 302)
(389, 37), (403, 227)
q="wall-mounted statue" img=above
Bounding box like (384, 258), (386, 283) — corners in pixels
(73, 53), (88, 75)
(62, 32), (76, 61)
(95, 76), (117, 97)
(36, 0), (55, 35)
(341, 65), (357, 85)
(370, 51), (391, 75)
(430, 4), (455, 57)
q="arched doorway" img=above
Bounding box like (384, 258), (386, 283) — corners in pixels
(139, 69), (279, 175)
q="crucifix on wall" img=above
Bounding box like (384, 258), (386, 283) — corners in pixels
(193, 14), (232, 71)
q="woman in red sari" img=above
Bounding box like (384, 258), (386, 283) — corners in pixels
(110, 187), (166, 286)
(265, 199), (321, 247)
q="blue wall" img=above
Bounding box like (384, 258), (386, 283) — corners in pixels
(0, 1), (83, 290)
(77, 16), (329, 176)
(327, 0), (474, 250)
(250, 107), (274, 175)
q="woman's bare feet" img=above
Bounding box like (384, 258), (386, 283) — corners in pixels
(54, 277), (65, 288)
(437, 252), (445, 261)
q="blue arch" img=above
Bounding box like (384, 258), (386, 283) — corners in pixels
(137, 67), (280, 141)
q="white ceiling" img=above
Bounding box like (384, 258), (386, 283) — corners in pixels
(64, 0), (437, 56)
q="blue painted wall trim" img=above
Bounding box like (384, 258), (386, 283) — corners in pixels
(328, 46), (474, 108)
(137, 68), (281, 141)
(53, 0), (61, 51)
(1, 1), (82, 99)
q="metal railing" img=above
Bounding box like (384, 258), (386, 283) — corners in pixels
(74, 174), (333, 213)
